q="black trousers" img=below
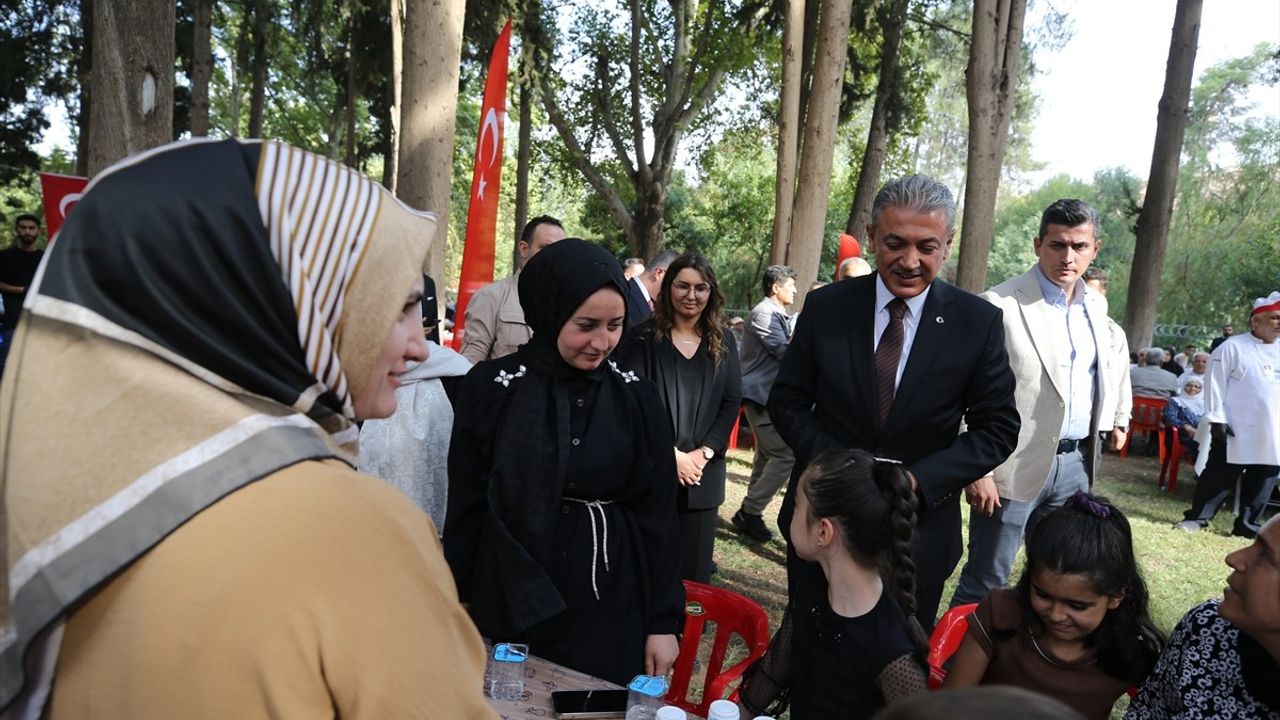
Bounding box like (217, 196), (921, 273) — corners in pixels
(1185, 440), (1279, 536)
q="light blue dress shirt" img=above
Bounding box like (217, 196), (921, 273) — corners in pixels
(1035, 268), (1097, 440)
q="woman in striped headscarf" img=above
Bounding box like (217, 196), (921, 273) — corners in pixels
(0, 139), (497, 719)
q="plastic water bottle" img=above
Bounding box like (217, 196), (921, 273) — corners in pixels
(707, 699), (740, 720)
(484, 643), (528, 701)
(655, 707), (686, 720)
(624, 675), (669, 720)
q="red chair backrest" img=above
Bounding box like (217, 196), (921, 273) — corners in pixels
(927, 603), (976, 689)
(667, 580), (772, 717)
(1131, 396), (1167, 430)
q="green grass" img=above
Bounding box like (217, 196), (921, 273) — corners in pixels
(702, 445), (1256, 718)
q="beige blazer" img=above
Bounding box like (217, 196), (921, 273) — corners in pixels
(982, 268), (1118, 502)
(459, 273), (531, 363)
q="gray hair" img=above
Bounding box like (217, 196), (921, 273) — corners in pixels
(1144, 347), (1166, 366)
(645, 249), (679, 275)
(1193, 351), (1211, 361)
(871, 175), (957, 233)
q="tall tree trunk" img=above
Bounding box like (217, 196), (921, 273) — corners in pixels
(87, 0), (175, 176)
(397, 0), (465, 282)
(797, 0), (821, 126)
(247, 0), (269, 138)
(954, 0), (1026, 293)
(770, 0), (804, 265)
(786, 0), (854, 307)
(513, 70), (532, 271)
(1124, 0), (1203, 349)
(383, 0), (403, 190)
(189, 0), (213, 136)
(845, 0), (908, 239)
(230, 8), (250, 137)
(344, 13), (357, 167)
(75, 0), (93, 176)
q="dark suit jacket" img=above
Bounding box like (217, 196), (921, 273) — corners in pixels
(627, 277), (653, 326)
(420, 273), (440, 345)
(768, 274), (1020, 625)
(617, 322), (742, 510)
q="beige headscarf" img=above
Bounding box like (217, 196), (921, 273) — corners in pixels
(0, 139), (434, 710)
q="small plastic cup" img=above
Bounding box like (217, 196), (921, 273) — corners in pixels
(484, 643), (528, 701)
(624, 675), (669, 720)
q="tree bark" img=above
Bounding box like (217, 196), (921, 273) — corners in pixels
(845, 0), (908, 239)
(344, 12), (357, 167)
(190, 0), (213, 136)
(770, 0), (804, 266)
(397, 0), (465, 282)
(786, 0), (854, 307)
(383, 0), (403, 191)
(87, 0), (175, 176)
(954, 0), (1026, 293)
(798, 0), (821, 126)
(75, 0), (93, 176)
(1124, 0), (1203, 349)
(513, 67), (532, 270)
(247, 0), (270, 138)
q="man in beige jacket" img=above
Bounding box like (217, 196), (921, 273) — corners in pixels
(459, 215), (564, 363)
(950, 199), (1127, 607)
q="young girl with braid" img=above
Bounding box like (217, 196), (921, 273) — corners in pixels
(944, 492), (1165, 719)
(737, 449), (929, 718)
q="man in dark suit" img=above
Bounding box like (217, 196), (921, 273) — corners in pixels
(769, 175), (1020, 628)
(626, 249), (677, 325)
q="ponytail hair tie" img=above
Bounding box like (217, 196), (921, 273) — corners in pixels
(1070, 491), (1112, 519)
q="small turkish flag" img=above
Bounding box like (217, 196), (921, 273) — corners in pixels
(38, 172), (89, 245)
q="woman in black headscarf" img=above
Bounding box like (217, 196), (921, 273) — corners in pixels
(444, 239), (684, 685)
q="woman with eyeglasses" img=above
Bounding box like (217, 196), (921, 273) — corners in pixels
(618, 254), (741, 582)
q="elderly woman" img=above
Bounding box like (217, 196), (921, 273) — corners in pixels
(1125, 515), (1280, 718)
(1162, 375), (1205, 456)
(617, 254), (742, 583)
(444, 239), (683, 686)
(0, 141), (495, 718)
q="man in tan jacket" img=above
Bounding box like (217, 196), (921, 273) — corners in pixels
(950, 199), (1126, 607)
(459, 215), (564, 363)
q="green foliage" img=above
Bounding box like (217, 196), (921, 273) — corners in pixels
(0, 0), (81, 182)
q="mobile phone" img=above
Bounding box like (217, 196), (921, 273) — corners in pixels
(550, 689), (629, 718)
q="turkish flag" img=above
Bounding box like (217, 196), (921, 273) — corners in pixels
(38, 172), (89, 245)
(452, 19), (512, 350)
(837, 232), (862, 263)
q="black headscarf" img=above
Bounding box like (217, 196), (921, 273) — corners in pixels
(467, 239), (632, 637)
(516, 238), (628, 379)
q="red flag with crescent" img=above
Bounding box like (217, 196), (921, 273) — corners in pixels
(452, 18), (512, 350)
(38, 172), (89, 245)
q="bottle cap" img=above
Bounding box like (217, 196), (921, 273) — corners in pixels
(656, 707), (686, 720)
(627, 674), (668, 698)
(492, 643), (528, 663)
(707, 698), (740, 719)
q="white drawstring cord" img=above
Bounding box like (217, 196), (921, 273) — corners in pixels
(564, 497), (614, 600)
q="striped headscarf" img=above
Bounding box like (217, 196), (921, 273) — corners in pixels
(0, 139), (435, 711)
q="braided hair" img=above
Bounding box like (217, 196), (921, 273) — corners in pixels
(800, 449), (928, 654)
(1016, 492), (1166, 682)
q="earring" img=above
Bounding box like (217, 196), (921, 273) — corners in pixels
(816, 540), (823, 548)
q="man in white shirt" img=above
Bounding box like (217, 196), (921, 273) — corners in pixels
(1177, 292), (1280, 538)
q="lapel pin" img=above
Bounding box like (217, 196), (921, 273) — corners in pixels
(935, 316), (944, 324)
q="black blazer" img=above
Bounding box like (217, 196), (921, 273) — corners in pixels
(617, 322), (742, 510)
(768, 274), (1020, 622)
(626, 277), (653, 325)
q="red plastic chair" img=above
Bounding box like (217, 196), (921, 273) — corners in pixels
(927, 603), (976, 688)
(666, 580), (771, 717)
(1158, 428), (1195, 493)
(1120, 396), (1167, 461)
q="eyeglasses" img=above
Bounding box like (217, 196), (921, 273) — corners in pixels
(672, 281), (711, 296)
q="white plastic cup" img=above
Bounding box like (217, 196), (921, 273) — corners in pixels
(484, 643), (528, 701)
(656, 706), (687, 720)
(707, 699), (740, 720)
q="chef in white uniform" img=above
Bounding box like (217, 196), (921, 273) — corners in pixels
(1177, 291), (1280, 538)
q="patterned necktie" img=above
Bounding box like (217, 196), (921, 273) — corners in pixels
(875, 298), (908, 425)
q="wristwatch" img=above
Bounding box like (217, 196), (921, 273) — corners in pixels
(701, 446), (714, 461)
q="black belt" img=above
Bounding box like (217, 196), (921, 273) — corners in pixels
(1057, 438), (1084, 454)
